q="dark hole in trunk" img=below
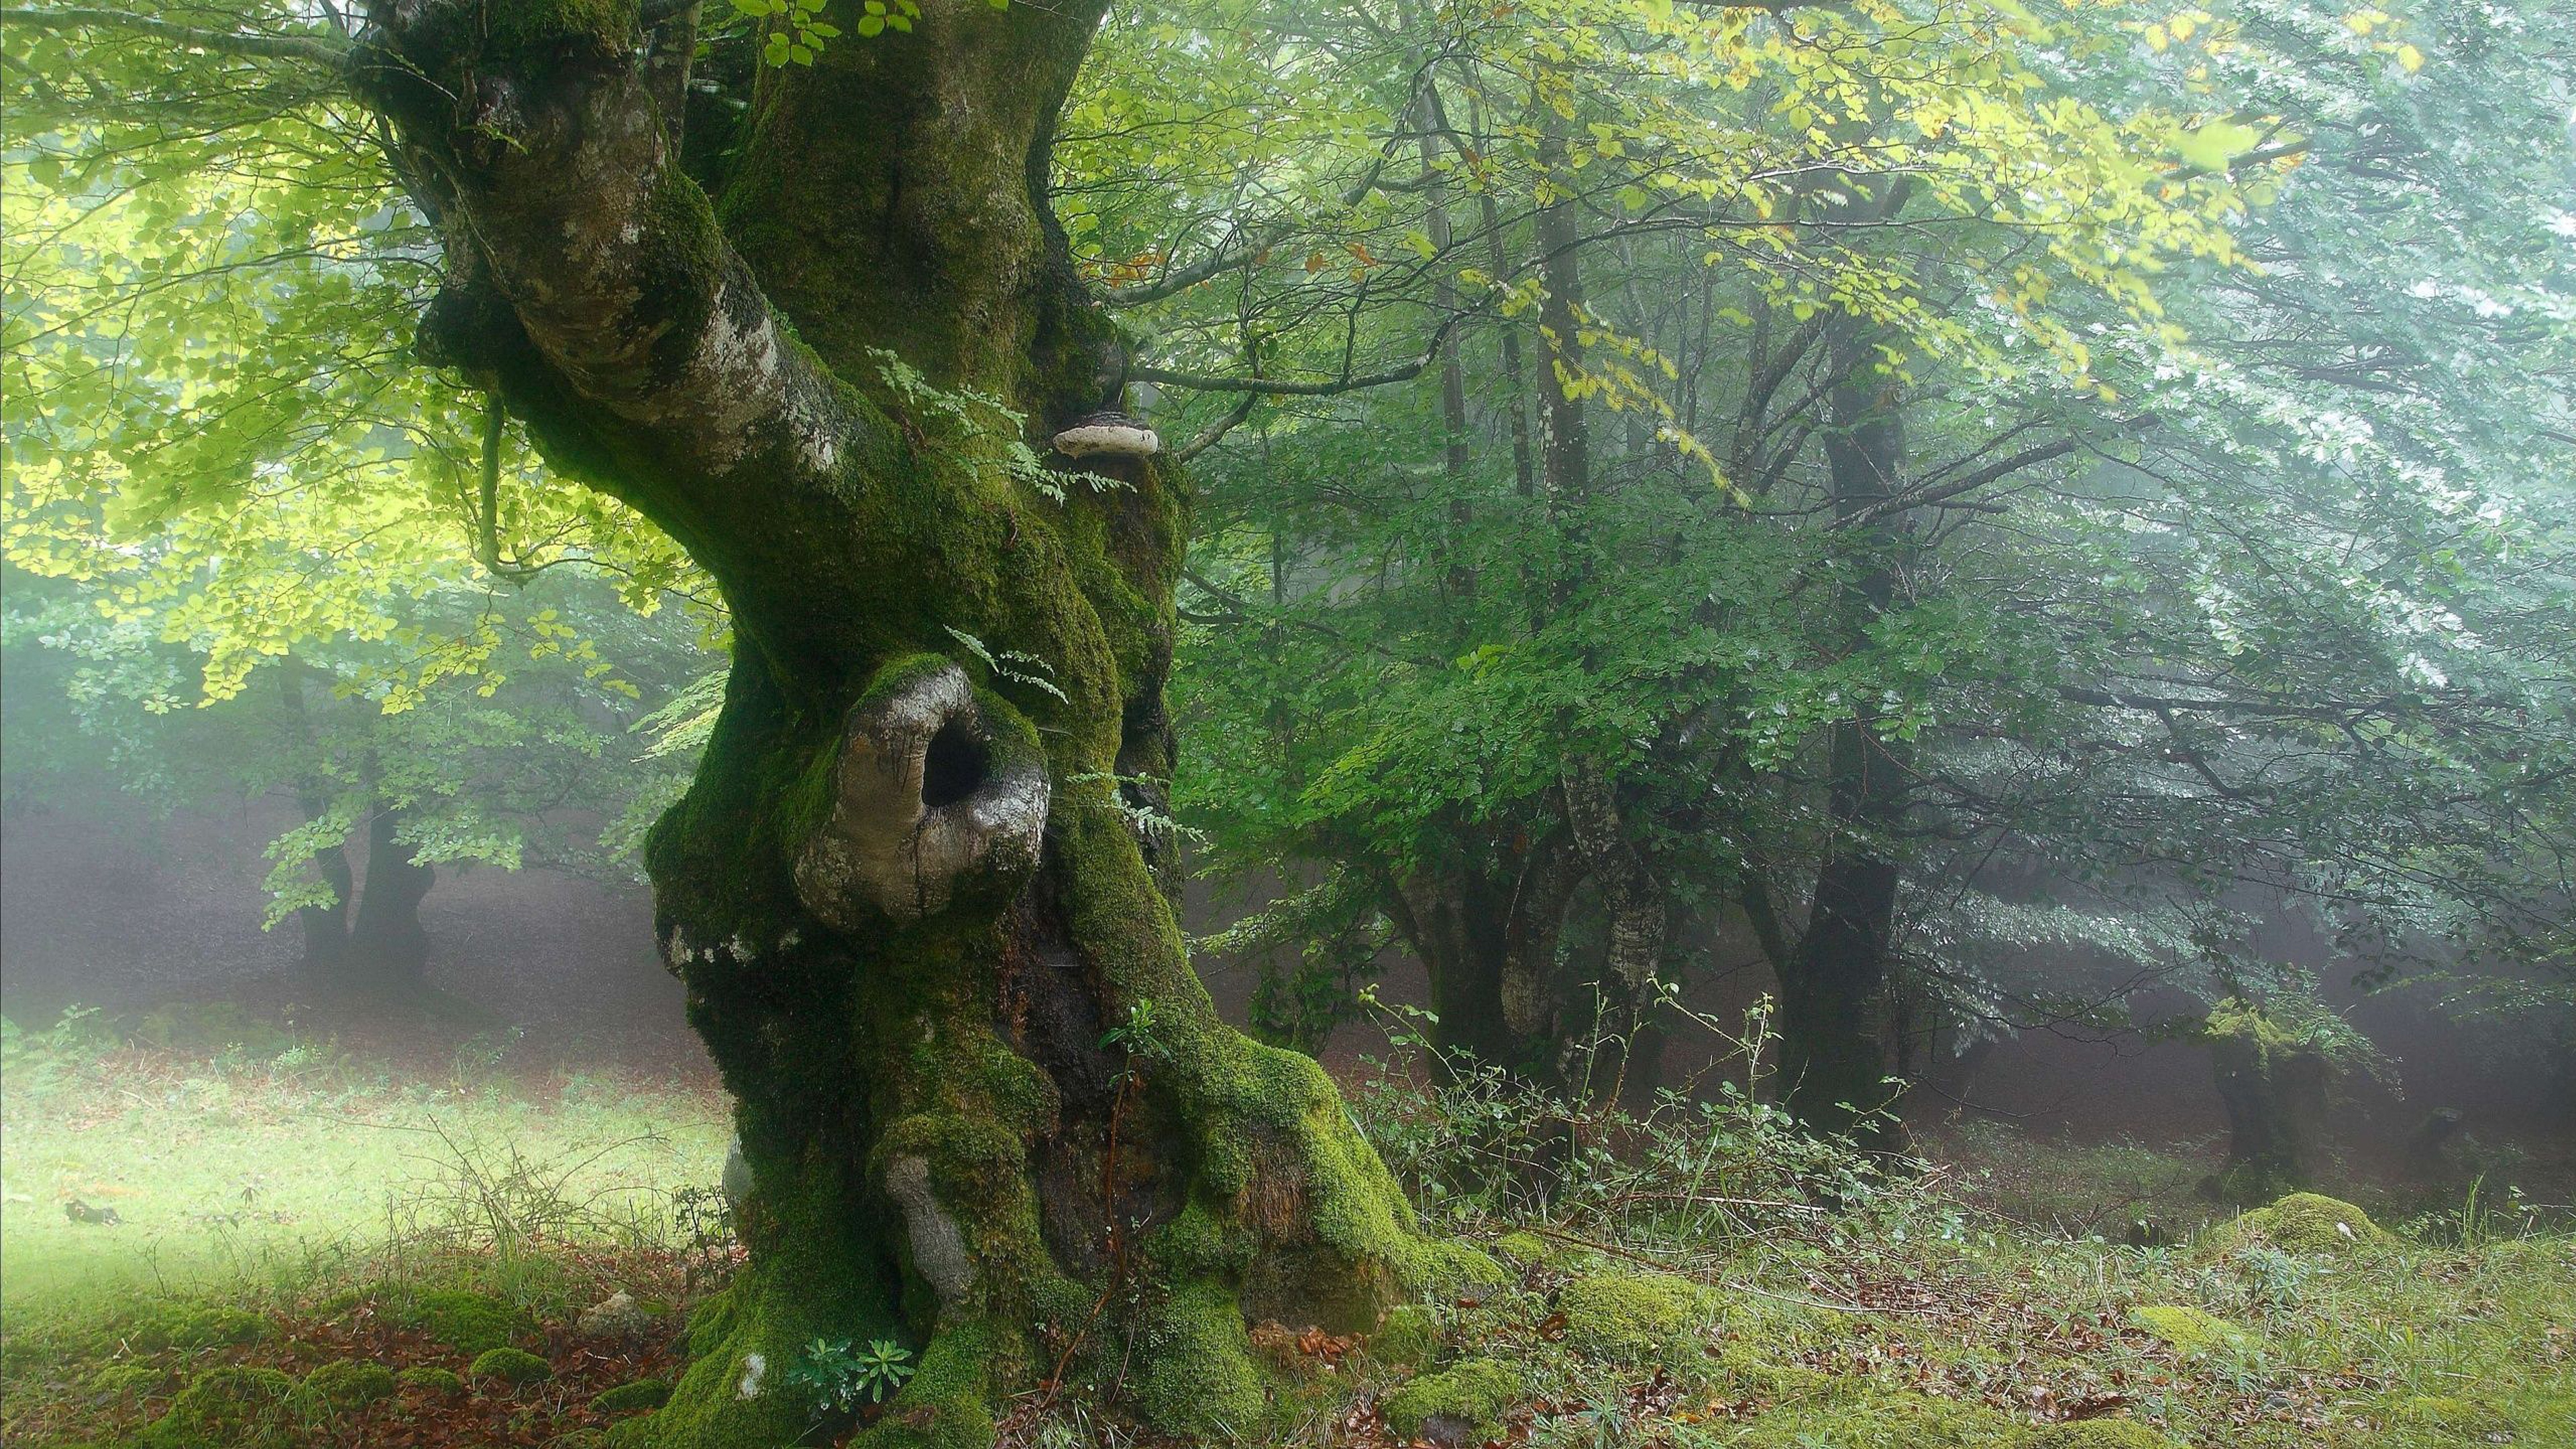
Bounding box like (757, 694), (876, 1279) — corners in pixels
(922, 719), (988, 809)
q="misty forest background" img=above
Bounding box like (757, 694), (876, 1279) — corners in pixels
(1, 1), (2572, 1448)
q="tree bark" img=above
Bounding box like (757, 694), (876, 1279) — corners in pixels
(2206, 1031), (2330, 1202)
(273, 669), (354, 976)
(1385, 825), (1579, 1079)
(1773, 307), (1913, 1154)
(345, 805), (435, 994)
(350, 6), (1448, 1444)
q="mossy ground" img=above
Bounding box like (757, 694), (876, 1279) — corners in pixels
(5, 1033), (2571, 1449)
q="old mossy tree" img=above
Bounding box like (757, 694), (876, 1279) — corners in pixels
(237, 2), (1472, 1444)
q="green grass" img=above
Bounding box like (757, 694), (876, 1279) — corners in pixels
(3, 1014), (2570, 1449)
(1, 1032), (730, 1318)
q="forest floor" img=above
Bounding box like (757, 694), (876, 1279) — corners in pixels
(1, 1002), (2569, 1449)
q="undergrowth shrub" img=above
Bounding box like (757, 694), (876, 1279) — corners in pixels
(1352, 994), (1941, 1256)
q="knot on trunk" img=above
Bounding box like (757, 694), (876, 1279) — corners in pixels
(794, 659), (1048, 926)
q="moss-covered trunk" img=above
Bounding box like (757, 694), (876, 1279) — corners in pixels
(2207, 1032), (2330, 1203)
(354, 5), (1458, 1444)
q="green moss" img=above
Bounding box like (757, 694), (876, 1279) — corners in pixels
(488, 0), (637, 53)
(1492, 1231), (1551, 1265)
(294, 1358), (397, 1413)
(593, 1378), (673, 1415)
(398, 1365), (464, 1395)
(1709, 1339), (1838, 1401)
(1557, 1270), (1707, 1360)
(2385, 1393), (2514, 1434)
(397, 1289), (527, 1356)
(470, 1346), (554, 1385)
(1720, 1382), (2026, 1448)
(853, 1318), (1000, 1449)
(2200, 1192), (2392, 1255)
(2126, 1304), (2250, 1358)
(123, 1302), (274, 1351)
(142, 1366), (297, 1449)
(1368, 1303), (1442, 1368)
(1381, 1358), (1522, 1442)
(87, 1360), (165, 1400)
(2017, 1422), (2178, 1449)
(1126, 1279), (1268, 1438)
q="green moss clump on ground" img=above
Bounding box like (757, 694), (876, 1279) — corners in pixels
(123, 1302), (273, 1351)
(1558, 1270), (1707, 1359)
(2385, 1394), (2514, 1434)
(1493, 1231), (1551, 1265)
(1724, 1383), (2027, 1448)
(398, 1289), (527, 1355)
(87, 1360), (165, 1399)
(593, 1378), (672, 1415)
(2017, 1422), (2178, 1449)
(397, 1364), (464, 1395)
(2127, 1304), (2250, 1358)
(142, 1366), (297, 1448)
(1368, 1303), (1442, 1368)
(1381, 1358), (1521, 1443)
(293, 1358), (397, 1412)
(2201, 1192), (2392, 1255)
(469, 1346), (554, 1385)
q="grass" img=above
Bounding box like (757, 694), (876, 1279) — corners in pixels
(2, 1003), (2570, 1448)
(1, 1008), (730, 1316)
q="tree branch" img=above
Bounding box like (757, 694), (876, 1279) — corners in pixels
(1, 6), (350, 64)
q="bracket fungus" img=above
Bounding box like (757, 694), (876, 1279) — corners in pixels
(793, 661), (1048, 926)
(1050, 409), (1161, 459)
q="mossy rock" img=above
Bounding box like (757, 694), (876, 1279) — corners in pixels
(2385, 1394), (2514, 1434)
(294, 1358), (398, 1413)
(87, 1360), (166, 1401)
(2019, 1421), (2181, 1449)
(398, 1289), (529, 1356)
(1382, 1358), (1521, 1444)
(398, 1364), (464, 1395)
(1368, 1303), (1442, 1368)
(470, 1346), (555, 1385)
(1492, 1230), (1552, 1265)
(2201, 1193), (2392, 1255)
(125, 1303), (274, 1352)
(2127, 1304), (2251, 1358)
(592, 1377), (672, 1415)
(1558, 1270), (1707, 1359)
(142, 1366), (298, 1449)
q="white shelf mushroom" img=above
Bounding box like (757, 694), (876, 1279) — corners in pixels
(1051, 410), (1161, 459)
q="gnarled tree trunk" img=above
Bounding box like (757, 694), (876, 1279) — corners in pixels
(353, 6), (1447, 1444)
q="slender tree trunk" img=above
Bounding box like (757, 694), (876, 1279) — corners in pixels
(273, 667), (354, 975)
(344, 806), (436, 994)
(1774, 307), (1913, 1154)
(354, 7), (1447, 1444)
(1529, 111), (1670, 1103)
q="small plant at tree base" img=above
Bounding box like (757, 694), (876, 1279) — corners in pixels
(786, 1336), (916, 1415)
